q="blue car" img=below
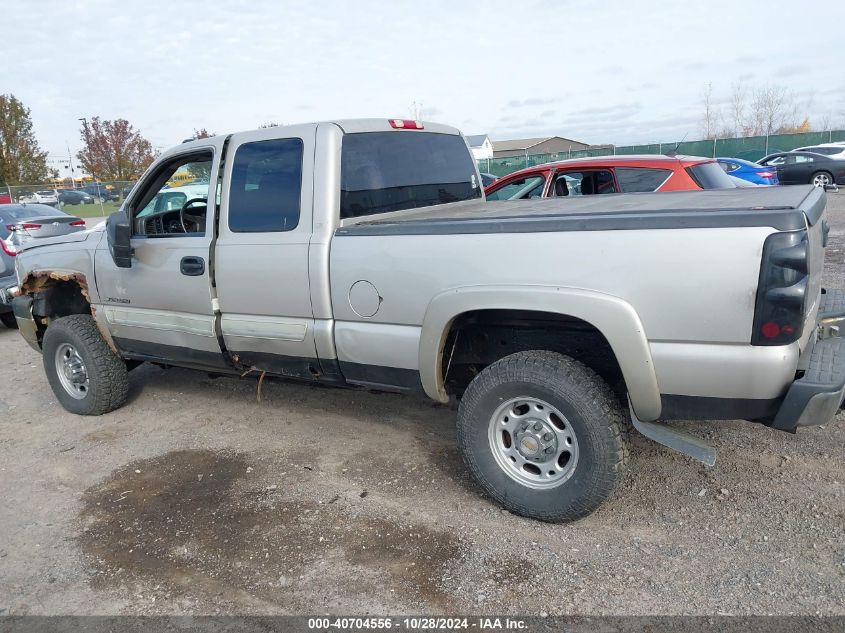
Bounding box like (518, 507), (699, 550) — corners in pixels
(716, 157), (778, 185)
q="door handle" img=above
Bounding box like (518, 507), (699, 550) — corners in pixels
(180, 256), (205, 276)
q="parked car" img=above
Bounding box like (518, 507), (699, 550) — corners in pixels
(57, 189), (94, 205)
(484, 155), (736, 200)
(0, 203), (86, 327)
(121, 183), (136, 199)
(758, 151), (845, 187)
(9, 119), (843, 523)
(717, 157), (778, 185)
(792, 142), (845, 159)
(80, 183), (118, 201)
(0, 191), (11, 205)
(480, 172), (498, 187)
(18, 190), (59, 206)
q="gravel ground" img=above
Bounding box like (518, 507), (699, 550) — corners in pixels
(1, 192), (843, 616)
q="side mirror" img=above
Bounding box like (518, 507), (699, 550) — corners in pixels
(106, 209), (132, 268)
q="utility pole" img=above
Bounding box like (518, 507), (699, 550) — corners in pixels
(66, 142), (77, 188)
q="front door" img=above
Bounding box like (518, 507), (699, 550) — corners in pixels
(94, 141), (227, 368)
(214, 125), (318, 377)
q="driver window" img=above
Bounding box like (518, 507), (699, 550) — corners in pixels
(133, 155), (212, 237)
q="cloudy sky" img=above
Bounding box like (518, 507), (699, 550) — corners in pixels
(4, 0), (845, 175)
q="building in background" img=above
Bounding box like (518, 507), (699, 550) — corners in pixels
(465, 134), (494, 160)
(492, 136), (590, 158)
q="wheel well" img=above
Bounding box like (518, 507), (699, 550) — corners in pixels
(21, 274), (92, 345)
(441, 309), (625, 399)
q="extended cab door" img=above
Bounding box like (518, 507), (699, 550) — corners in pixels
(214, 125), (319, 377)
(94, 139), (228, 368)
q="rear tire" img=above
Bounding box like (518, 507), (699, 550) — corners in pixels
(42, 315), (128, 415)
(457, 350), (628, 522)
(811, 171), (833, 187)
(0, 312), (18, 329)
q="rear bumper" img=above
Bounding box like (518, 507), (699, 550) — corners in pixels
(770, 288), (845, 432)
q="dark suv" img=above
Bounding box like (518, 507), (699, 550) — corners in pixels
(81, 183), (118, 201)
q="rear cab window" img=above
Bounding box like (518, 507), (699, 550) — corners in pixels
(685, 161), (737, 189)
(340, 132), (481, 218)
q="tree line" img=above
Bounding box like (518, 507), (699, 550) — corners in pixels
(701, 81), (842, 140)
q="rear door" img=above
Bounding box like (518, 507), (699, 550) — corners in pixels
(214, 124), (319, 377)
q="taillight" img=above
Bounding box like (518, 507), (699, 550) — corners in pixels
(752, 230), (808, 345)
(1, 239), (16, 256)
(757, 171), (775, 178)
(389, 119), (424, 129)
(7, 223), (42, 231)
(69, 220), (85, 226)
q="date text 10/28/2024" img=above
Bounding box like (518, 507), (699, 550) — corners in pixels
(307, 618), (528, 631)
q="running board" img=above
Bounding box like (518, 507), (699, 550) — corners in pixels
(629, 404), (716, 467)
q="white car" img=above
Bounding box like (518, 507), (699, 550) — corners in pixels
(793, 142), (845, 159)
(19, 190), (59, 206)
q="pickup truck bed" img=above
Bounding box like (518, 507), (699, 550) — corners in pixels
(338, 186), (824, 235)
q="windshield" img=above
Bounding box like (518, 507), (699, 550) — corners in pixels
(340, 131), (481, 218)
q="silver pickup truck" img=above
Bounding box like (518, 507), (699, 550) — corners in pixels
(9, 119), (844, 522)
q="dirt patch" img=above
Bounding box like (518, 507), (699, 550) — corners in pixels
(79, 449), (465, 611)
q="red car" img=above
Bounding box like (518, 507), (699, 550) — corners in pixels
(0, 192), (11, 205)
(484, 155), (737, 200)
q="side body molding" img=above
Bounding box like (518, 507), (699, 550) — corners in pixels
(418, 285), (662, 421)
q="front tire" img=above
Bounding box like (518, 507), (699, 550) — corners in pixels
(42, 314), (128, 415)
(811, 171), (833, 187)
(457, 350), (627, 522)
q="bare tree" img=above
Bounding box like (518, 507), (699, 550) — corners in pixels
(728, 82), (748, 137)
(751, 84), (792, 135)
(700, 82), (720, 139)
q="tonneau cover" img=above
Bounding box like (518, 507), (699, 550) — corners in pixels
(337, 185), (825, 236)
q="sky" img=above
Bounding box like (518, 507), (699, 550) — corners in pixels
(3, 0), (845, 178)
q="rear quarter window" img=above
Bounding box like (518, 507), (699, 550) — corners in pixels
(685, 161), (737, 190)
(615, 167), (672, 193)
(340, 132), (480, 218)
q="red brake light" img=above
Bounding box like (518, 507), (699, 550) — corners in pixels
(20, 223), (41, 230)
(1, 239), (16, 256)
(760, 321), (781, 338)
(69, 220), (85, 227)
(389, 119), (424, 129)
(757, 171), (775, 178)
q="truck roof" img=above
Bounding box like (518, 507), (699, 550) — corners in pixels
(337, 185), (825, 236)
(170, 119), (462, 156)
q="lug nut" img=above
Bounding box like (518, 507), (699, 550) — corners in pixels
(543, 433), (553, 441)
(533, 423), (542, 431)
(545, 447), (555, 454)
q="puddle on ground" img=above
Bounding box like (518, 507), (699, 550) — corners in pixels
(79, 449), (465, 609)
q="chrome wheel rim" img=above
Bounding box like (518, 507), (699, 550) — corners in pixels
(55, 343), (89, 399)
(813, 173), (831, 187)
(487, 396), (579, 490)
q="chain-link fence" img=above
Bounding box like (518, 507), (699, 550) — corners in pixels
(478, 129), (845, 177)
(0, 180), (135, 216)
